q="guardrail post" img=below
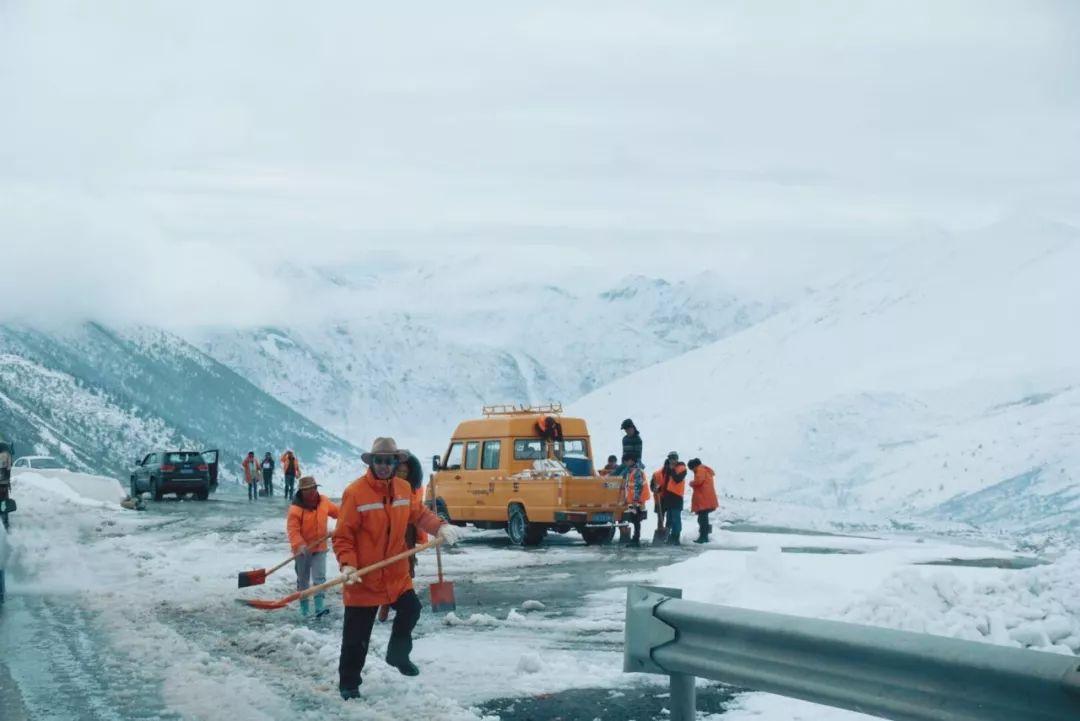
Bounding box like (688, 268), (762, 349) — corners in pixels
(670, 672), (696, 721)
(625, 585), (697, 718)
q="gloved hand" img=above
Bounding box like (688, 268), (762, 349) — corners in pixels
(341, 565), (358, 584)
(294, 544), (308, 555)
(437, 523), (464, 546)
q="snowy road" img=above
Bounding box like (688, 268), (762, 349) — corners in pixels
(2, 476), (1076, 721)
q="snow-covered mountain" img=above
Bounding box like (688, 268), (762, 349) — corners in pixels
(0, 323), (363, 483)
(185, 271), (778, 456)
(573, 218), (1080, 536)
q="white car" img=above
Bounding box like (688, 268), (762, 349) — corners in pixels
(12, 456), (67, 472)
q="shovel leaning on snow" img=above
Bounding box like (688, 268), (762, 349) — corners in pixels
(238, 538), (443, 610)
(237, 532), (331, 588)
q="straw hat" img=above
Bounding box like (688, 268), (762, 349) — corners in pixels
(297, 476), (318, 491)
(361, 437), (410, 465)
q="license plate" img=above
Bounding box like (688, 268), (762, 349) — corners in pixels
(182, 465), (192, 473)
(590, 513), (612, 524)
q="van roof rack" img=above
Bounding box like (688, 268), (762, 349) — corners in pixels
(482, 403), (563, 417)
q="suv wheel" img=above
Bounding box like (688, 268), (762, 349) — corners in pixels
(195, 485), (209, 501)
(150, 477), (163, 502)
(507, 505), (546, 547)
(130, 477), (139, 499)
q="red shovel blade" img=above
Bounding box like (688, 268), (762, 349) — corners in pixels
(236, 590), (300, 611)
(237, 568), (267, 588)
(429, 580), (456, 613)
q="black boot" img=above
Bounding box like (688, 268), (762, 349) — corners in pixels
(386, 636), (419, 676)
(339, 686), (360, 700)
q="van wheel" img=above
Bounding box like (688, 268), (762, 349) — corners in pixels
(581, 527), (615, 545)
(435, 498), (452, 523)
(507, 505), (546, 547)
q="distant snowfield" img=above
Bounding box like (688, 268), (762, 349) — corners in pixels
(574, 218), (1080, 537)
(3, 470), (1076, 720)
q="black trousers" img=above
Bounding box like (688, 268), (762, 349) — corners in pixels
(283, 474), (296, 498)
(262, 470), (273, 496)
(339, 590), (422, 689)
(697, 511), (711, 537)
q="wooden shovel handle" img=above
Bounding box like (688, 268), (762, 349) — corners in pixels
(429, 474), (446, 582)
(292, 537), (443, 603)
(266, 531), (333, 575)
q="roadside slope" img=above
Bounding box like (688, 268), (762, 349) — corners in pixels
(573, 218), (1080, 535)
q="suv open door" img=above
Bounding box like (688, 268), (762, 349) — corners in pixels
(201, 449), (219, 492)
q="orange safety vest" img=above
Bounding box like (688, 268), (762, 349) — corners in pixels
(280, 453), (301, 477)
(661, 462), (687, 498)
(287, 493), (339, 552)
(332, 470), (443, 607)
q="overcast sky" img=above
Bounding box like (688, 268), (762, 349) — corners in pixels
(2, 1), (1077, 325)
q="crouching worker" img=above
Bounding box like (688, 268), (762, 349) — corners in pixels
(287, 476), (339, 617)
(687, 458), (718, 544)
(334, 437), (463, 700)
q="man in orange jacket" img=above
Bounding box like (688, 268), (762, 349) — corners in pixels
(333, 437), (463, 700)
(618, 454), (649, 545)
(242, 451), (259, 501)
(687, 458), (718, 544)
(287, 476), (339, 617)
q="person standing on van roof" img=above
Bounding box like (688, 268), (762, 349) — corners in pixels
(658, 451), (687, 545)
(620, 419), (642, 465)
(281, 450), (301, 499)
(334, 437), (464, 701)
(242, 451), (259, 501)
(687, 458), (718, 544)
(261, 452), (275, 498)
(598, 455), (618, 477)
(287, 476), (339, 618)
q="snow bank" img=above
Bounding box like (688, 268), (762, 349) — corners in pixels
(841, 551), (1080, 655)
(13, 469), (126, 507)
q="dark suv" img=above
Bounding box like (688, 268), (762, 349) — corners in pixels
(131, 449), (218, 501)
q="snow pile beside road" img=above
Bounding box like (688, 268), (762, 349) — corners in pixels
(841, 551), (1080, 654)
(13, 469), (126, 507)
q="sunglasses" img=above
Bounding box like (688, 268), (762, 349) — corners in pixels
(371, 455), (399, 466)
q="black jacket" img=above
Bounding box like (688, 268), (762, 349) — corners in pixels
(622, 431), (643, 465)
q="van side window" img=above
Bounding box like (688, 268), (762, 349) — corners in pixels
(481, 441), (501, 469)
(559, 439), (588, 458)
(444, 443), (464, 470)
(514, 439), (543, 460)
(464, 442), (480, 470)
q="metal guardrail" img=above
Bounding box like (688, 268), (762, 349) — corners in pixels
(624, 585), (1080, 721)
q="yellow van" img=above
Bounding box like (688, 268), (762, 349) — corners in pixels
(428, 404), (626, 546)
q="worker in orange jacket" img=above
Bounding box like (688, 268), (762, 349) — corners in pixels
(280, 450), (301, 498)
(687, 458), (718, 544)
(658, 451), (687, 545)
(287, 476), (339, 617)
(333, 437), (464, 700)
(242, 451), (260, 501)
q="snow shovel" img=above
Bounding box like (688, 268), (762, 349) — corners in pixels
(237, 533), (331, 588)
(238, 538), (442, 611)
(653, 500), (667, 542)
(427, 475), (456, 612)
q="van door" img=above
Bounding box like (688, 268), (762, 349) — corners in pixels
(461, 441), (486, 519)
(439, 442), (465, 519)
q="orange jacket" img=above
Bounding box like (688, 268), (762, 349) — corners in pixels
(280, 452), (301, 477)
(657, 462), (687, 503)
(242, 456), (259, 483)
(332, 470), (443, 607)
(287, 493), (339, 552)
(625, 466), (650, 504)
(690, 464), (718, 513)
